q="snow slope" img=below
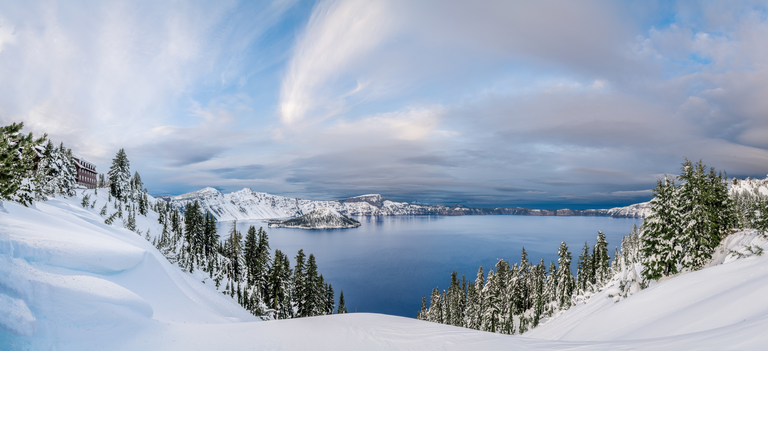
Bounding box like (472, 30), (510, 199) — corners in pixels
(526, 230), (768, 349)
(3, 191), (768, 350)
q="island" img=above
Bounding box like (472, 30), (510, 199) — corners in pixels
(266, 207), (361, 229)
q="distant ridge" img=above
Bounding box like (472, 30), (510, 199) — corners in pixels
(157, 187), (651, 221)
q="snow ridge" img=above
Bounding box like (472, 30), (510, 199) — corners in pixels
(162, 188), (650, 221)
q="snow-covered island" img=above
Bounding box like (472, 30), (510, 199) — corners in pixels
(266, 207), (361, 229)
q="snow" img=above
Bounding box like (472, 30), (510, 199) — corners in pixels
(3, 191), (768, 350)
(526, 230), (768, 348)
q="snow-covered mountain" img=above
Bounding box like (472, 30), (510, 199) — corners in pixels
(159, 187), (650, 221)
(267, 207), (361, 229)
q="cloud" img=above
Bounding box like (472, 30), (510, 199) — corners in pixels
(279, 0), (394, 125)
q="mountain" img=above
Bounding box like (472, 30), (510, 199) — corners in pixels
(267, 207), (361, 229)
(159, 187), (650, 221)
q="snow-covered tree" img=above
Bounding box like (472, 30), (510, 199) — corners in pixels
(592, 231), (610, 288)
(640, 176), (681, 281)
(481, 267), (502, 333)
(556, 242), (574, 309)
(108, 148), (131, 201)
(0, 122), (45, 206)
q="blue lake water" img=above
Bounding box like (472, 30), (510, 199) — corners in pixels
(217, 215), (640, 318)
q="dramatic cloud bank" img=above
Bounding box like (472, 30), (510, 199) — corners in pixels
(1, 0), (768, 208)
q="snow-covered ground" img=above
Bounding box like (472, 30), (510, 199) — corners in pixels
(2, 191), (768, 350)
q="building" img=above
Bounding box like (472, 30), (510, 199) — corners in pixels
(72, 156), (97, 189)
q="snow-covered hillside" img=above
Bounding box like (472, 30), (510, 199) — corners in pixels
(525, 230), (768, 348)
(161, 187), (650, 221)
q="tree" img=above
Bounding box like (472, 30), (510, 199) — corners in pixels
(57, 144), (77, 197)
(531, 260), (546, 328)
(32, 140), (57, 200)
(0, 122), (45, 206)
(337, 291), (348, 314)
(108, 148), (131, 200)
(466, 266), (484, 330)
(641, 175), (680, 280)
(576, 241), (591, 293)
(244, 226), (259, 287)
(481, 267), (502, 333)
(677, 159), (736, 271)
(324, 280), (335, 315)
(293, 249), (309, 317)
(556, 242), (575, 309)
(592, 231), (610, 288)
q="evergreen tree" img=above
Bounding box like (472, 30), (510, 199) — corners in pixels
(324, 280), (335, 315)
(31, 140), (57, 200)
(417, 295), (427, 320)
(641, 175), (681, 280)
(481, 267), (502, 333)
(576, 241), (591, 293)
(592, 231), (610, 288)
(57, 145), (77, 197)
(545, 261), (557, 314)
(244, 226), (259, 287)
(531, 259), (545, 328)
(428, 287), (444, 324)
(0, 122), (44, 206)
(108, 148), (131, 200)
(556, 242), (575, 309)
(338, 290), (348, 314)
(466, 266), (484, 330)
(293, 249), (310, 317)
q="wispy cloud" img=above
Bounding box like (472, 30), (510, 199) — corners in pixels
(279, 0), (394, 125)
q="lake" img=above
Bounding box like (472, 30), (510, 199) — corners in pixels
(217, 215), (640, 318)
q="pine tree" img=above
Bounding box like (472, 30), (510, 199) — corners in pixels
(293, 249), (310, 317)
(466, 266), (484, 330)
(576, 241), (591, 293)
(324, 280), (335, 315)
(593, 231), (610, 288)
(641, 175), (680, 280)
(556, 242), (575, 309)
(108, 148), (131, 201)
(531, 259), (545, 328)
(417, 295), (427, 320)
(337, 290), (348, 314)
(57, 145), (77, 197)
(244, 226), (259, 287)
(481, 267), (501, 333)
(0, 122), (45, 206)
(31, 140), (57, 200)
(428, 287), (444, 324)
(676, 159), (735, 270)
(545, 261), (557, 314)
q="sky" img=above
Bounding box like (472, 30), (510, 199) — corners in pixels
(1, 0), (768, 209)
